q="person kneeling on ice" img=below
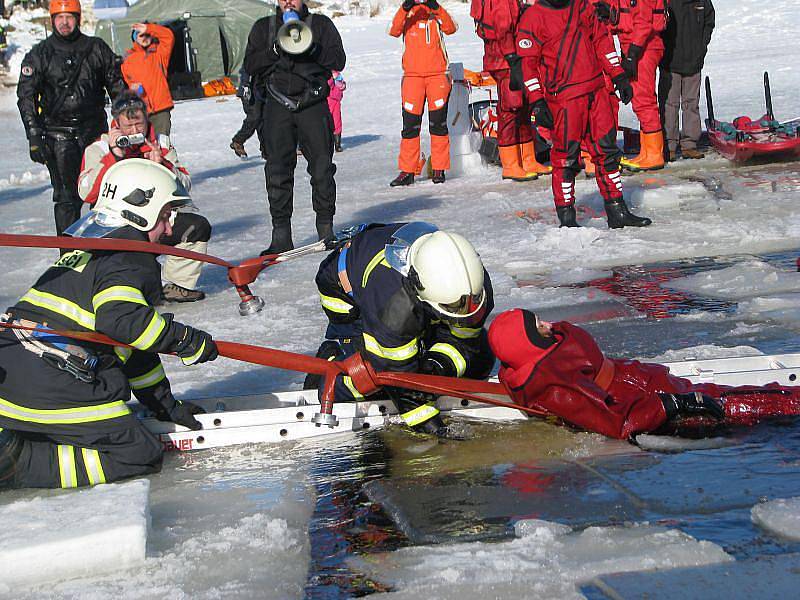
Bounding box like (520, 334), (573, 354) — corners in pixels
(487, 309), (800, 440)
(0, 159), (218, 490)
(307, 223), (495, 436)
(514, 0), (651, 229)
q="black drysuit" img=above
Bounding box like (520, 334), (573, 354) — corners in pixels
(16, 30), (125, 235)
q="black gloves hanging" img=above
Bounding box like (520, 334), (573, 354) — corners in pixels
(622, 44), (643, 80)
(28, 129), (46, 164)
(612, 73), (634, 105)
(505, 53), (524, 92)
(532, 99), (554, 130)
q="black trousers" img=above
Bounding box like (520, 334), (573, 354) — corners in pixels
(260, 98), (336, 227)
(43, 132), (95, 236)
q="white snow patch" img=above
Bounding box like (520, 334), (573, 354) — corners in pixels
(648, 344), (763, 363)
(752, 497), (800, 541)
(0, 479), (149, 589)
(635, 434), (736, 452)
(631, 182), (711, 210)
(668, 261), (800, 300)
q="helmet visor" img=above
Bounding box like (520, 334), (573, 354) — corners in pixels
(63, 210), (127, 239)
(434, 289), (487, 324)
(384, 222), (439, 277)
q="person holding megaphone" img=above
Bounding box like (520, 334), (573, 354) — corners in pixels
(244, 0), (346, 255)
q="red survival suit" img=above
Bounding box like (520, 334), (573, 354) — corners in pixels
(488, 309), (800, 439)
(516, 0), (627, 210)
(471, 0), (550, 180)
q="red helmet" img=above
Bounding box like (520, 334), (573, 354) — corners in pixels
(49, 0), (82, 17)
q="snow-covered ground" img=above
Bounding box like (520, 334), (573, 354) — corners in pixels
(2, 1), (800, 598)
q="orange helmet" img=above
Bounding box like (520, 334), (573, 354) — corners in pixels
(49, 0), (82, 17)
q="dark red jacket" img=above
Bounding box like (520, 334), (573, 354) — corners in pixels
(474, 0), (522, 72)
(515, 0), (624, 104)
(489, 311), (800, 439)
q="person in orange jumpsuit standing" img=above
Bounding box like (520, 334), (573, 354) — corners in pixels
(121, 22), (175, 136)
(389, 0), (457, 187)
(472, 0), (551, 181)
(596, 0), (667, 171)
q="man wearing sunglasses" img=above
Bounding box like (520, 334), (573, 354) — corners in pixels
(306, 222), (495, 436)
(78, 91), (212, 303)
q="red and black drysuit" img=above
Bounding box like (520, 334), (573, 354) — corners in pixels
(488, 309), (800, 440)
(516, 0), (625, 208)
(311, 223), (495, 429)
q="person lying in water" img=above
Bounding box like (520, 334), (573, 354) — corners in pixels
(487, 308), (800, 440)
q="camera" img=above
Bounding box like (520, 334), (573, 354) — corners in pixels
(116, 133), (146, 148)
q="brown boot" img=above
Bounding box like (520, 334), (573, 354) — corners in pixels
(682, 148), (705, 160)
(621, 131), (665, 172)
(519, 141), (552, 175)
(162, 283), (206, 303)
(499, 145), (538, 181)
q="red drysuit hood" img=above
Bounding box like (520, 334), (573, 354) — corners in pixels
(488, 309), (560, 386)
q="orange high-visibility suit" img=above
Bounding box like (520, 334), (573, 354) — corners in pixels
(121, 23), (175, 116)
(389, 2), (457, 173)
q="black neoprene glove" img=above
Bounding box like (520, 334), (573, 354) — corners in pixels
(402, 0), (415, 10)
(594, 1), (616, 24)
(622, 44), (643, 80)
(532, 98), (554, 130)
(419, 355), (454, 377)
(659, 392), (725, 421)
(161, 400), (206, 431)
(425, 0), (440, 9)
(28, 129), (46, 164)
(505, 53), (524, 92)
(175, 325), (219, 366)
(613, 73), (634, 104)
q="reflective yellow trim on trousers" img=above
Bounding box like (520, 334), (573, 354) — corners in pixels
(130, 312), (166, 350)
(362, 250), (391, 288)
(448, 323), (482, 339)
(342, 376), (364, 399)
(400, 402), (440, 427)
(115, 347), (133, 364)
(319, 293), (353, 314)
(0, 396), (131, 424)
(129, 363), (166, 390)
(92, 285), (148, 311)
(58, 445), (78, 488)
(363, 332), (418, 362)
(19, 288), (95, 330)
(81, 447), (106, 486)
(429, 342), (467, 377)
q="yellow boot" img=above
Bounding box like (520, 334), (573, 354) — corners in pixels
(499, 145), (538, 181)
(621, 131), (665, 172)
(519, 141), (552, 175)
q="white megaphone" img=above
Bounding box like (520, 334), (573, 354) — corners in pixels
(277, 10), (313, 55)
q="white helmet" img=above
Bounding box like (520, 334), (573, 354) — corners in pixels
(65, 159), (191, 238)
(408, 230), (486, 321)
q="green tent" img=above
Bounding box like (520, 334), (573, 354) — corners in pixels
(95, 0), (276, 83)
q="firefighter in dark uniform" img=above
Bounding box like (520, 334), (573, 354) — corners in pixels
(308, 223), (495, 435)
(0, 159), (218, 490)
(243, 0), (346, 255)
(16, 0), (125, 236)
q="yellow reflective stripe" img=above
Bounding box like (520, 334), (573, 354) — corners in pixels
(115, 346), (133, 364)
(400, 402), (440, 427)
(92, 285), (148, 311)
(0, 396), (131, 424)
(19, 288), (95, 330)
(181, 340), (206, 365)
(129, 363), (166, 390)
(362, 250), (391, 288)
(448, 323), (482, 339)
(319, 293), (353, 314)
(58, 445), (78, 488)
(130, 312), (166, 350)
(363, 332), (419, 362)
(342, 376), (364, 399)
(81, 448), (106, 486)
(429, 342), (467, 377)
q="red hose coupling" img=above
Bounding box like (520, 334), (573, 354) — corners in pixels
(340, 353), (380, 396)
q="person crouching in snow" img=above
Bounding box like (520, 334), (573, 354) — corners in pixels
(328, 70), (346, 152)
(488, 309), (800, 440)
(514, 0), (651, 228)
(0, 160), (217, 490)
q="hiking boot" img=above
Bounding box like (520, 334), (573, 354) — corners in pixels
(230, 140), (247, 158)
(162, 283), (206, 303)
(0, 428), (23, 490)
(334, 134), (343, 152)
(390, 171), (415, 187)
(605, 198), (652, 229)
(682, 148), (705, 160)
(261, 223), (294, 255)
(556, 205), (580, 228)
(432, 169), (446, 184)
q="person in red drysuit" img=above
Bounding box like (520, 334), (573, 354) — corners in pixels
(488, 308), (800, 440)
(471, 0), (551, 181)
(514, 0), (651, 229)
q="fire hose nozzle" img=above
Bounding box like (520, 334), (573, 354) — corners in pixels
(238, 296), (265, 316)
(311, 412), (339, 428)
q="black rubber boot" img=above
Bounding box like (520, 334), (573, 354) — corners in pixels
(604, 198), (652, 229)
(556, 205), (580, 228)
(432, 170), (446, 184)
(390, 172), (415, 187)
(414, 414), (448, 437)
(0, 429), (23, 490)
(334, 134), (343, 153)
(260, 223), (294, 256)
(316, 220), (334, 243)
(659, 392), (725, 421)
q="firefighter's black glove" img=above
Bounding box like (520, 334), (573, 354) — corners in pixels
(175, 326), (219, 365)
(659, 392), (725, 422)
(622, 44), (643, 80)
(162, 400), (206, 431)
(402, 0), (415, 10)
(532, 98), (554, 130)
(505, 53), (524, 91)
(425, 0), (440, 9)
(28, 130), (46, 165)
(594, 1), (617, 24)
(419, 356), (454, 377)
(613, 73), (634, 105)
